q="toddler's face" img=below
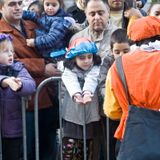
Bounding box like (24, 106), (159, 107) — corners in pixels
(149, 4), (160, 19)
(44, 0), (60, 16)
(28, 4), (41, 13)
(112, 42), (130, 59)
(0, 41), (14, 65)
(75, 53), (93, 70)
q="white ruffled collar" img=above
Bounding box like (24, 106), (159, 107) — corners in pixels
(130, 40), (160, 52)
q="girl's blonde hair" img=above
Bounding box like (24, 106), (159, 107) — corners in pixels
(0, 34), (13, 53)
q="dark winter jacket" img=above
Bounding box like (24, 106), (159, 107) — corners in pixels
(23, 9), (73, 57)
(98, 53), (114, 116)
(0, 61), (36, 138)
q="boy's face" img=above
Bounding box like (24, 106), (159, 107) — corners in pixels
(44, 0), (60, 16)
(149, 4), (160, 19)
(112, 42), (130, 59)
(75, 53), (93, 70)
(0, 41), (14, 65)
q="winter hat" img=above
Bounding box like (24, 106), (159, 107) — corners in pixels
(65, 37), (98, 59)
(128, 16), (160, 42)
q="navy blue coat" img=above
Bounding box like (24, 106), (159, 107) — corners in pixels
(0, 61), (36, 138)
(23, 9), (73, 58)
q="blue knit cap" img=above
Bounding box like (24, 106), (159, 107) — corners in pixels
(65, 37), (98, 59)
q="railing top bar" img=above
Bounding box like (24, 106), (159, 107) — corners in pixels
(35, 76), (61, 97)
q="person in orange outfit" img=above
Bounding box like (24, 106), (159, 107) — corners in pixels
(103, 16), (160, 156)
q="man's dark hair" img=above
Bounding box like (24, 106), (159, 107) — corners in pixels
(63, 54), (101, 70)
(110, 28), (130, 49)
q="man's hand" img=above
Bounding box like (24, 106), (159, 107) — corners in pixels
(124, 8), (143, 18)
(45, 63), (62, 77)
(26, 38), (35, 47)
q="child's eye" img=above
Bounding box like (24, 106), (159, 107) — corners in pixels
(155, 11), (160, 16)
(79, 56), (85, 60)
(87, 55), (93, 59)
(123, 49), (130, 53)
(114, 51), (120, 55)
(45, 3), (50, 6)
(52, 3), (57, 7)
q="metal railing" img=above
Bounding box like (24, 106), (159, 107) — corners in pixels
(0, 76), (107, 160)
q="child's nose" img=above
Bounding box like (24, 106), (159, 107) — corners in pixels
(8, 51), (13, 56)
(48, 5), (53, 9)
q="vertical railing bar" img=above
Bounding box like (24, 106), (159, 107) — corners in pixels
(34, 77), (61, 160)
(107, 117), (110, 160)
(83, 106), (87, 160)
(22, 97), (28, 160)
(58, 80), (63, 160)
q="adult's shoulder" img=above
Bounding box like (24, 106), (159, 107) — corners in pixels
(70, 27), (89, 42)
(104, 22), (118, 36)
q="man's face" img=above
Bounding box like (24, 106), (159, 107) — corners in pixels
(85, 0), (110, 32)
(1, 0), (23, 22)
(108, 0), (124, 11)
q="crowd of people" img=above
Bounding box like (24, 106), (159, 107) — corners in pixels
(0, 0), (160, 160)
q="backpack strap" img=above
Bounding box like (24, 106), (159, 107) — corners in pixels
(115, 56), (131, 105)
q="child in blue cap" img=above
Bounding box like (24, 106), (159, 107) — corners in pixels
(61, 37), (101, 159)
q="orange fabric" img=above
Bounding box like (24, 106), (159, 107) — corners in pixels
(128, 16), (160, 41)
(111, 50), (160, 139)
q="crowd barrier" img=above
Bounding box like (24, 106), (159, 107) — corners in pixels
(34, 76), (89, 160)
(0, 77), (110, 160)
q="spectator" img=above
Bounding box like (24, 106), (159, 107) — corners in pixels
(27, 0), (43, 13)
(148, 3), (160, 19)
(23, 0), (74, 62)
(0, 0), (60, 159)
(0, 33), (36, 160)
(99, 28), (130, 160)
(67, 0), (86, 25)
(71, 0), (117, 60)
(23, 0), (35, 10)
(62, 37), (101, 160)
(107, 0), (124, 28)
(123, 0), (146, 30)
(103, 16), (160, 159)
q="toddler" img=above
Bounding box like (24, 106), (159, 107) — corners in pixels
(0, 33), (36, 160)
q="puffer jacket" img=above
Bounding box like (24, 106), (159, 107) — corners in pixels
(23, 9), (73, 57)
(0, 61), (36, 138)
